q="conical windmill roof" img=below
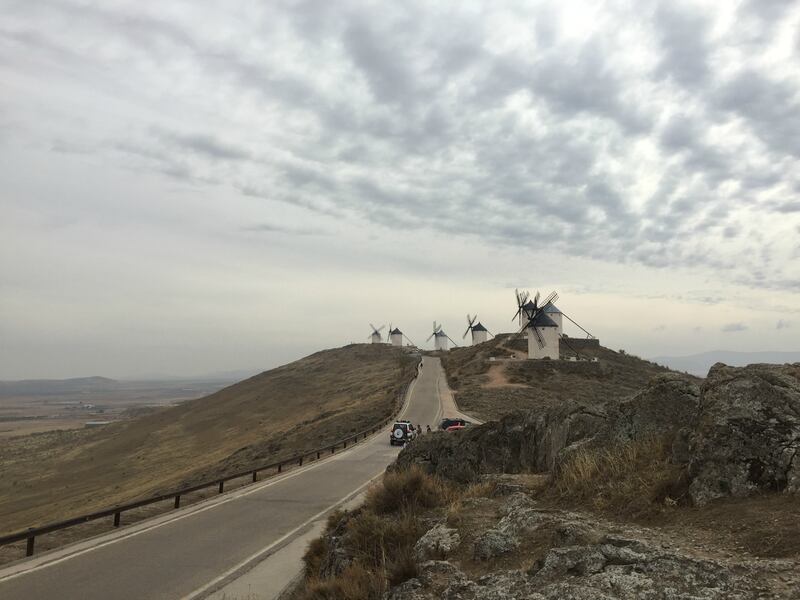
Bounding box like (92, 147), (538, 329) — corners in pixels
(390, 328), (403, 335)
(543, 302), (561, 314)
(471, 322), (488, 332)
(529, 312), (558, 328)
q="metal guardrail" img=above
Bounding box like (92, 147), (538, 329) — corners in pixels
(0, 378), (415, 559)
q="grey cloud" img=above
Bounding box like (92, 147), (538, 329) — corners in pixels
(159, 131), (251, 162)
(722, 322), (748, 332)
(653, 3), (712, 88)
(714, 70), (800, 157)
(243, 222), (327, 236)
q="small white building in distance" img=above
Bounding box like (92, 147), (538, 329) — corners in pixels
(470, 322), (489, 345)
(434, 330), (449, 351)
(370, 331), (382, 344)
(527, 312), (560, 359)
(543, 302), (563, 335)
(389, 327), (403, 347)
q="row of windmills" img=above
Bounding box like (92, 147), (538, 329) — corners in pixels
(367, 288), (595, 360)
(368, 323), (416, 347)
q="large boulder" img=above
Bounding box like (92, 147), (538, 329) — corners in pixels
(396, 373), (700, 482)
(688, 362), (800, 505)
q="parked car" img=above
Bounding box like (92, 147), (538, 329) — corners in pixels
(445, 424), (466, 432)
(390, 421), (417, 446)
(439, 417), (470, 430)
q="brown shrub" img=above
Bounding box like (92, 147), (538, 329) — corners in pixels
(387, 546), (419, 586)
(303, 536), (329, 578)
(345, 511), (423, 568)
(365, 465), (453, 514)
(553, 436), (688, 516)
(301, 565), (384, 600)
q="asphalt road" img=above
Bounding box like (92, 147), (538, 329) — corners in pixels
(0, 356), (448, 600)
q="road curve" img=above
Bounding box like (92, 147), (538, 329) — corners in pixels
(0, 356), (447, 600)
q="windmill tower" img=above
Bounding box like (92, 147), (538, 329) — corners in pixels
(368, 323), (385, 344)
(543, 302), (563, 335)
(463, 314), (492, 345)
(387, 324), (404, 347)
(514, 290), (560, 359)
(427, 321), (456, 352)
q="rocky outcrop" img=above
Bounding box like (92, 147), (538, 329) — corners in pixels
(688, 362), (800, 505)
(414, 524), (460, 561)
(396, 373), (700, 482)
(386, 492), (799, 600)
(400, 364), (800, 504)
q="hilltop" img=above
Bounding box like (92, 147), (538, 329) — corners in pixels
(441, 334), (691, 421)
(0, 344), (418, 537)
(651, 350), (800, 377)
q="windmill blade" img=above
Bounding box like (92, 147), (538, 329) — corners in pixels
(446, 335), (459, 348)
(426, 332), (435, 342)
(403, 334), (417, 347)
(369, 322), (377, 334)
(533, 326), (546, 349)
(376, 324), (385, 334)
(485, 328), (495, 338)
(542, 291), (558, 308)
(386, 323), (392, 341)
(462, 326), (470, 339)
(463, 314), (475, 339)
(532, 291), (540, 309)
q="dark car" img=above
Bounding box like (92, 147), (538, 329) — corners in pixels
(439, 417), (471, 430)
(390, 421), (417, 446)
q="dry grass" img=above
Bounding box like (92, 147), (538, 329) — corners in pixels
(298, 466), (458, 599)
(551, 436), (688, 516)
(365, 465), (455, 514)
(1, 344), (418, 539)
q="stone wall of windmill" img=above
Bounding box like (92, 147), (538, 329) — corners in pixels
(435, 331), (449, 351)
(390, 329), (403, 347)
(528, 324), (560, 359)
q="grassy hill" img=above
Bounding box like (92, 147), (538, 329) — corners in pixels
(442, 334), (695, 421)
(0, 344), (418, 536)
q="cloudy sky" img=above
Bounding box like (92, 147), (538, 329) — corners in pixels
(1, 0), (799, 379)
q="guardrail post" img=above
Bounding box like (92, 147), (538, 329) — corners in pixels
(218, 481), (224, 494)
(113, 511), (121, 527)
(26, 532), (35, 557)
(343, 440), (347, 448)
(252, 471), (258, 482)
(331, 446), (334, 454)
(278, 463), (282, 473)
(299, 456), (303, 466)
(174, 495), (181, 509)
(316, 451), (321, 460)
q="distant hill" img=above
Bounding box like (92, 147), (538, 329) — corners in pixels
(0, 376), (120, 397)
(650, 351), (800, 377)
(441, 334), (695, 422)
(0, 344), (418, 535)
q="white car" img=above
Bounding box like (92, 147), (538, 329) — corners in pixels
(389, 421), (417, 446)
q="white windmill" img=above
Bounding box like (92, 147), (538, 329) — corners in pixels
(387, 324), (406, 347)
(543, 302), (563, 335)
(427, 321), (456, 352)
(368, 323), (385, 344)
(463, 314), (492, 345)
(513, 290), (560, 359)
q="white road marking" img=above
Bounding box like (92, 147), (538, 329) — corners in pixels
(181, 472), (384, 600)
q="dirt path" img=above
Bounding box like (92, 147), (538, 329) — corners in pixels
(484, 362), (527, 389)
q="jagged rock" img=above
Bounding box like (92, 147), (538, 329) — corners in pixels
(688, 362), (800, 505)
(609, 373), (701, 443)
(473, 527), (519, 560)
(414, 523), (460, 560)
(395, 373), (700, 483)
(386, 577), (427, 600)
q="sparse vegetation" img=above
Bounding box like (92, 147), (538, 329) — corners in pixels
(550, 436), (689, 516)
(297, 466), (457, 599)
